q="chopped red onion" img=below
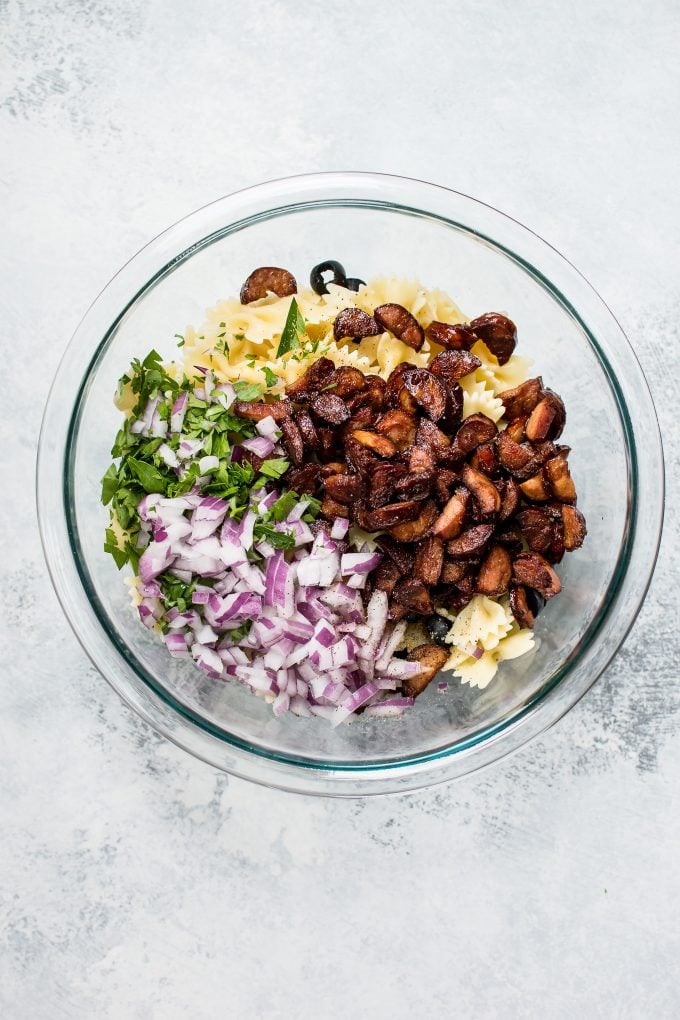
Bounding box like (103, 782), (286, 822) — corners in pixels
(240, 435), (275, 459)
(340, 552), (382, 575)
(330, 518), (350, 540)
(170, 392), (188, 433)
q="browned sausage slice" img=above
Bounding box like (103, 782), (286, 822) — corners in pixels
(240, 267), (297, 304)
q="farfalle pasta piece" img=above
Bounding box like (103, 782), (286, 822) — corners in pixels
(355, 277), (467, 329)
(460, 375), (505, 422)
(446, 595), (513, 652)
(451, 651), (498, 690)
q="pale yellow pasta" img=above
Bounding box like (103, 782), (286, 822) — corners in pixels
(180, 277), (469, 390)
(471, 340), (534, 397)
(452, 652), (499, 690)
(446, 595), (513, 652)
(460, 375), (505, 422)
(354, 277), (467, 328)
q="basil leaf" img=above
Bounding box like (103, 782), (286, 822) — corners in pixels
(275, 298), (305, 358)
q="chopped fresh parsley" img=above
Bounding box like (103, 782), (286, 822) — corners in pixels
(259, 457), (290, 480)
(233, 380), (263, 401)
(261, 366), (279, 388)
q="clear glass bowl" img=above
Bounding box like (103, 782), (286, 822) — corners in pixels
(37, 173), (664, 796)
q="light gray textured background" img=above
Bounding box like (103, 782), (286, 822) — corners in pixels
(1, 2), (678, 1017)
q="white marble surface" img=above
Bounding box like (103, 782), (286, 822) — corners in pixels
(2, 1), (678, 1016)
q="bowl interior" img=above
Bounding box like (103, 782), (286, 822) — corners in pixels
(66, 199), (632, 769)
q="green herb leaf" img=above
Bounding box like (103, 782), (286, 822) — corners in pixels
(233, 380), (264, 401)
(101, 464), (120, 505)
(128, 458), (169, 494)
(104, 527), (129, 569)
(261, 366), (280, 388)
(270, 491), (299, 521)
(276, 298), (305, 358)
(259, 457), (290, 480)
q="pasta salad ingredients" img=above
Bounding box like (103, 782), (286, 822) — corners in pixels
(102, 265), (588, 718)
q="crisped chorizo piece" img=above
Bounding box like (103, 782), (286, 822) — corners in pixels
(516, 507), (555, 552)
(319, 461), (347, 478)
(371, 558), (402, 597)
(389, 500), (438, 542)
(435, 468), (459, 505)
(415, 418), (451, 454)
(441, 559), (468, 584)
(470, 442), (498, 477)
(441, 385), (464, 429)
(392, 578), (434, 616)
(397, 385), (419, 414)
(497, 477), (521, 521)
(469, 312), (517, 365)
(327, 366), (367, 400)
(351, 429), (398, 459)
(286, 463), (319, 495)
(496, 431), (535, 474)
(505, 416), (528, 443)
(345, 435), (378, 475)
(394, 470), (434, 501)
(448, 414), (498, 459)
(374, 303), (425, 350)
(375, 409), (417, 449)
(429, 349), (482, 384)
(409, 445), (437, 475)
(403, 644), (449, 697)
(361, 500), (422, 530)
(446, 523), (495, 559)
(286, 357), (335, 401)
(476, 544), (513, 596)
(525, 389), (566, 442)
(509, 585), (538, 628)
(317, 428), (339, 460)
(413, 535), (444, 585)
(238, 448), (263, 472)
(361, 374), (387, 411)
(512, 552), (561, 599)
(384, 363), (416, 407)
(311, 392), (351, 424)
(494, 522), (524, 556)
(295, 409), (320, 450)
(240, 266), (297, 304)
(432, 488), (470, 540)
(461, 464), (501, 518)
(388, 600), (410, 622)
(367, 461), (407, 508)
(376, 535), (415, 574)
(333, 308), (381, 341)
(546, 522), (565, 564)
(544, 454), (576, 501)
(497, 377), (543, 419)
(234, 398), (293, 422)
(425, 321), (477, 351)
(519, 469), (552, 502)
(319, 495), (350, 519)
(562, 504), (587, 551)
(279, 417), (304, 466)
(323, 472), (363, 504)
(341, 405), (376, 438)
(404, 369), (448, 421)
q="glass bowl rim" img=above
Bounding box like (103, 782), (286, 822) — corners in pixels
(37, 171), (665, 795)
